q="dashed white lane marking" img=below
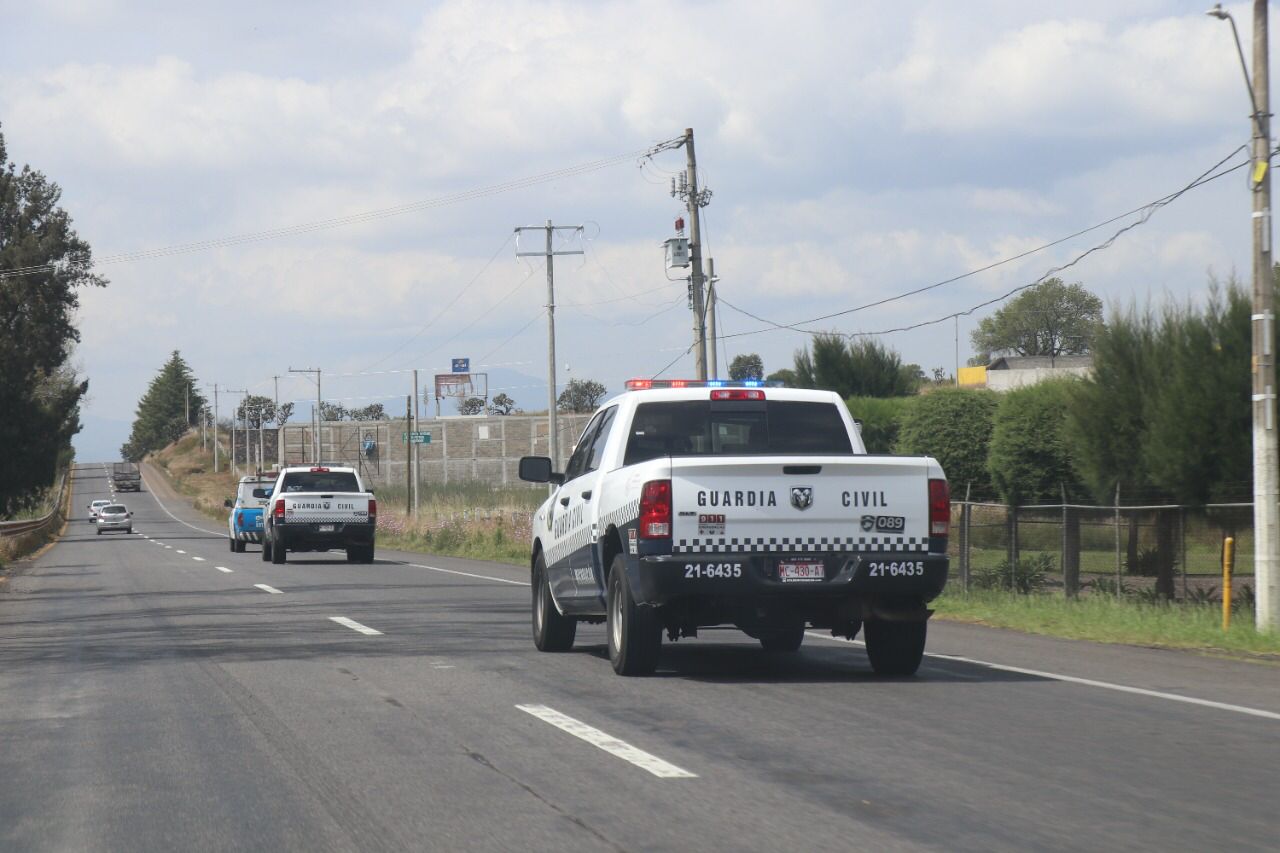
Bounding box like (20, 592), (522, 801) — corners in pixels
(192, 556), (206, 562)
(254, 583), (283, 594)
(175, 549), (186, 554)
(402, 561), (528, 587)
(215, 566), (233, 573)
(803, 632), (1280, 722)
(329, 616), (382, 636)
(516, 705), (697, 779)
(164, 545), (173, 550)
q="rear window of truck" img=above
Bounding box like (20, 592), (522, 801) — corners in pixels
(624, 400), (853, 464)
(280, 472), (361, 492)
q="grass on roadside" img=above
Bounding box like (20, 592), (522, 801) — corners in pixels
(933, 588), (1280, 657)
(150, 433), (239, 522)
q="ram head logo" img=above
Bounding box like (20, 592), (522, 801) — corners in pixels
(790, 486), (814, 511)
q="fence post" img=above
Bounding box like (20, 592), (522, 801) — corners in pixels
(1223, 536), (1235, 631)
(1062, 484), (1080, 598)
(960, 482), (972, 592)
(1007, 504), (1020, 591)
(1179, 506), (1188, 601)
(1114, 482), (1122, 593)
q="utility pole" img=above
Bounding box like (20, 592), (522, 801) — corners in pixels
(1251, 0), (1279, 632)
(405, 395), (412, 504)
(207, 384), (220, 473)
(515, 220), (583, 471)
(289, 368), (322, 464)
(412, 368), (420, 518)
(1210, 0), (1280, 630)
(707, 258), (718, 379)
(672, 128), (712, 379)
(185, 381), (190, 429)
(228, 389), (249, 475)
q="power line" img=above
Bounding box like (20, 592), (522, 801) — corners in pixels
(0, 136), (687, 281)
(479, 309), (547, 363)
(716, 144), (1256, 343)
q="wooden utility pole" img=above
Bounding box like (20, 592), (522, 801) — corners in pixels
(683, 128), (709, 379)
(412, 369), (420, 518)
(515, 221), (583, 471)
(707, 258), (718, 379)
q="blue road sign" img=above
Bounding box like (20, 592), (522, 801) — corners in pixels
(452, 358), (470, 373)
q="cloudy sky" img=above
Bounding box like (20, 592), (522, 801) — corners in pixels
(0, 0), (1265, 460)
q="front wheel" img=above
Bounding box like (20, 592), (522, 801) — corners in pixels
(864, 619), (927, 676)
(606, 555), (660, 676)
(532, 553), (576, 651)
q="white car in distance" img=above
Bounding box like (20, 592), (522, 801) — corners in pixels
(88, 499), (111, 520)
(96, 504), (134, 535)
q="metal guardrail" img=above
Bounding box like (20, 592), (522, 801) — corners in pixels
(0, 469), (70, 539)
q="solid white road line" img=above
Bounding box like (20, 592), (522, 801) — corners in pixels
(138, 467), (228, 537)
(803, 632), (1280, 722)
(215, 566), (233, 573)
(516, 704), (697, 779)
(254, 583), (283, 594)
(402, 561), (528, 587)
(329, 616), (382, 636)
(192, 556), (206, 562)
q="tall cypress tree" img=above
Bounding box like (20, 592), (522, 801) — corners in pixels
(121, 352), (205, 461)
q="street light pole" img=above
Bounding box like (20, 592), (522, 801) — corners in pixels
(1210, 1), (1279, 632)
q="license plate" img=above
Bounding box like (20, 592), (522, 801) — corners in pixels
(318, 524), (335, 533)
(778, 560), (825, 582)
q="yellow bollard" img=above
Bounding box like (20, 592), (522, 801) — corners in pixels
(1222, 537), (1235, 632)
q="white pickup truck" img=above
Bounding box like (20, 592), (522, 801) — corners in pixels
(519, 380), (949, 676)
(260, 465), (377, 564)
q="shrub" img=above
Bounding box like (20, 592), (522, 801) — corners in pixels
(845, 396), (915, 453)
(987, 379), (1085, 504)
(973, 553), (1053, 593)
(896, 388), (999, 497)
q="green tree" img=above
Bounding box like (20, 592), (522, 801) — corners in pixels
(557, 378), (607, 413)
(845, 396), (915, 453)
(121, 351), (204, 461)
(318, 401), (347, 421)
(896, 388), (999, 496)
(0, 125), (105, 511)
(971, 277), (1103, 364)
(766, 368), (798, 387)
(349, 403), (388, 421)
(276, 402), (294, 425)
(458, 396), (485, 415)
(987, 380), (1083, 504)
(728, 353), (765, 381)
(793, 334), (918, 397)
(488, 393), (517, 415)
(235, 394), (276, 429)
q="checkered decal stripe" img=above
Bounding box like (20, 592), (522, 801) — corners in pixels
(672, 535), (928, 554)
(601, 499), (640, 532)
(281, 515), (369, 524)
(543, 498), (640, 567)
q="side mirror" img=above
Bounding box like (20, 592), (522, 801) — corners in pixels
(129, 512), (134, 517)
(223, 498), (234, 508)
(519, 456), (564, 485)
(251, 488), (270, 499)
(367, 488), (375, 495)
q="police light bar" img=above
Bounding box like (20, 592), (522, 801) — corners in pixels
(624, 378), (778, 391)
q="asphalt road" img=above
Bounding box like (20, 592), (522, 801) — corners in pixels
(1, 463), (1277, 851)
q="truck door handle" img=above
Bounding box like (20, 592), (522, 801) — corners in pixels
(560, 496), (571, 506)
(580, 490), (592, 501)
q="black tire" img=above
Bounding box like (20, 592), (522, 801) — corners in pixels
(237, 540), (247, 553)
(532, 553), (576, 651)
(126, 528), (133, 535)
(228, 536), (236, 552)
(864, 619), (927, 676)
(271, 535), (286, 564)
(261, 538), (272, 561)
(362, 545), (376, 564)
(606, 555), (660, 676)
(759, 620), (806, 653)
(95, 528), (101, 536)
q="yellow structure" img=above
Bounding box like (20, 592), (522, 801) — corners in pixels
(958, 366), (987, 387)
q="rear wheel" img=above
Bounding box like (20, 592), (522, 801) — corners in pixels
(606, 555), (660, 676)
(271, 535), (286, 564)
(864, 619), (927, 676)
(759, 620), (806, 653)
(532, 553), (576, 651)
(235, 540), (246, 553)
(261, 539), (272, 561)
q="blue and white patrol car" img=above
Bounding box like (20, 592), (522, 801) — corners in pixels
(520, 379), (950, 676)
(225, 475), (274, 553)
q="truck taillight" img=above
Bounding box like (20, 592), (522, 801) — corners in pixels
(368, 498), (377, 523)
(274, 499), (285, 519)
(236, 511), (244, 527)
(929, 479), (949, 537)
(639, 479), (672, 539)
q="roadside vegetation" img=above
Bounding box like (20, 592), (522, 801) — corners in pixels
(150, 433), (238, 521)
(933, 588), (1280, 658)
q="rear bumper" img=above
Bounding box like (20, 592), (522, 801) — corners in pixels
(633, 551), (948, 606)
(274, 522), (375, 551)
(97, 520), (131, 532)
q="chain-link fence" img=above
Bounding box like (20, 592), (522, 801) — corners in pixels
(950, 501), (1254, 599)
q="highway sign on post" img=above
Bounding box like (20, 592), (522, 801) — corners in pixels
(451, 358), (470, 373)
(402, 431), (432, 444)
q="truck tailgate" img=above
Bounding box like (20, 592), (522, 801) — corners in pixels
(281, 493), (372, 523)
(668, 456), (933, 554)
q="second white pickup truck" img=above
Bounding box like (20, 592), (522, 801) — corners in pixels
(260, 465), (377, 564)
(520, 380), (949, 676)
